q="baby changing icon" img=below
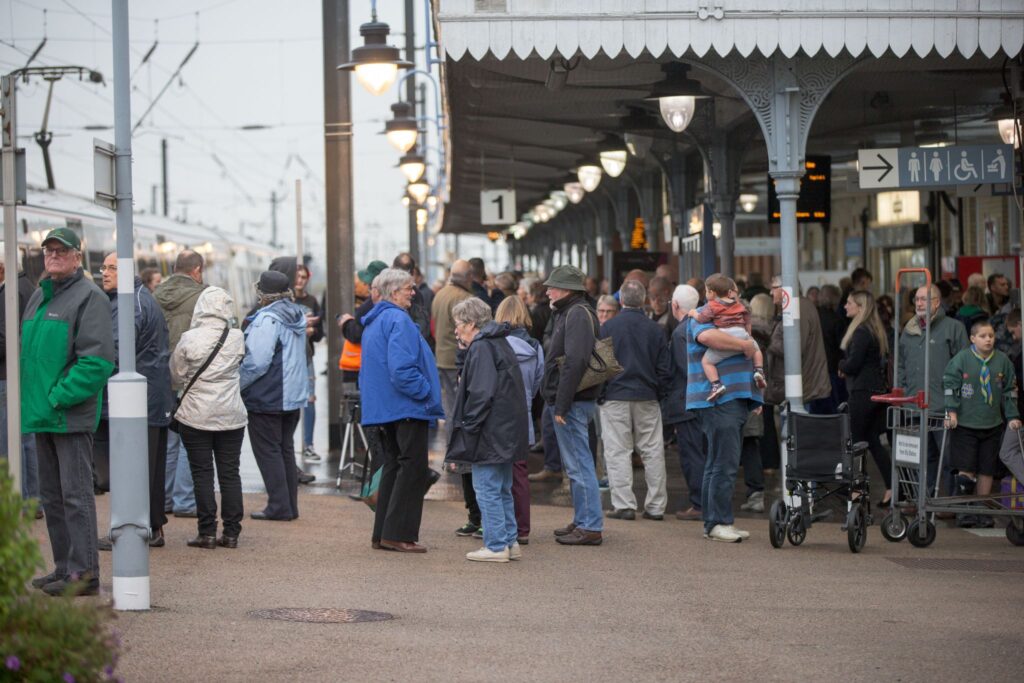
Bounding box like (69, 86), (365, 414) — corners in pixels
(986, 148), (1007, 179)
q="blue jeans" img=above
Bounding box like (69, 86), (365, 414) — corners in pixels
(552, 401), (602, 532)
(302, 360), (316, 448)
(699, 399), (751, 534)
(165, 430), (196, 513)
(471, 463), (517, 552)
(0, 380), (39, 499)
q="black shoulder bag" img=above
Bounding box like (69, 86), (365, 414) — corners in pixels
(169, 325), (230, 433)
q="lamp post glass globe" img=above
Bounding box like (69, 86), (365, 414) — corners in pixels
(599, 150), (628, 178)
(408, 181), (430, 205)
(659, 95), (696, 133)
(354, 62), (399, 96)
(399, 158), (426, 183)
(563, 182), (585, 204)
(998, 118), (1020, 148)
(739, 193), (758, 213)
(386, 128), (418, 153)
(577, 164), (603, 192)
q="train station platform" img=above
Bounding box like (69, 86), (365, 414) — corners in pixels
(29, 474), (1023, 682)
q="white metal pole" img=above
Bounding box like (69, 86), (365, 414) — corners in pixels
(296, 179), (305, 455)
(109, 0), (150, 611)
(1, 75), (21, 493)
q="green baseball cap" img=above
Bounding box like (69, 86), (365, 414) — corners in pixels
(357, 260), (388, 285)
(543, 264), (587, 291)
(42, 227), (81, 251)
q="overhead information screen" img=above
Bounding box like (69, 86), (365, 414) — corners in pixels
(767, 155), (831, 223)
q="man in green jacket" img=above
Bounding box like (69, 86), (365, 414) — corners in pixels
(24, 228), (115, 597)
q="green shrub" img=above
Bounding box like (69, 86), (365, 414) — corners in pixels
(0, 468), (122, 682)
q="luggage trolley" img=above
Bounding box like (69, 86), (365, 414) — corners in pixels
(872, 268), (1024, 548)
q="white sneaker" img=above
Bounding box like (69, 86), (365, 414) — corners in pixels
(508, 542), (521, 561)
(706, 524), (742, 543)
(740, 491), (765, 513)
(722, 524), (750, 539)
(466, 546), (510, 563)
(303, 446), (321, 463)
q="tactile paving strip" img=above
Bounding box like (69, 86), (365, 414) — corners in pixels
(248, 608), (394, 623)
(886, 558), (1024, 573)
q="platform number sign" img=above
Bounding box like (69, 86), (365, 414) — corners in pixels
(480, 189), (516, 226)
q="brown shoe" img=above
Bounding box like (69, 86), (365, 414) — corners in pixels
(379, 539), (427, 553)
(528, 469), (563, 483)
(556, 528), (602, 546)
(553, 522), (577, 537)
(675, 507), (702, 521)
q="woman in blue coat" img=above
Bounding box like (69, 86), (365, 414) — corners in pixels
(359, 268), (444, 553)
(240, 271), (309, 522)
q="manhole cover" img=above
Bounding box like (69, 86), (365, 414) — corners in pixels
(247, 608), (394, 624)
(886, 558), (1024, 573)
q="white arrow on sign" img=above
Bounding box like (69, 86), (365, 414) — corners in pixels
(858, 148), (898, 189)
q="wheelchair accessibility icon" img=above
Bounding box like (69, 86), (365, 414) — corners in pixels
(953, 150), (978, 182)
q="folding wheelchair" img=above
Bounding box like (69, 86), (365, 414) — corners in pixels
(768, 404), (873, 553)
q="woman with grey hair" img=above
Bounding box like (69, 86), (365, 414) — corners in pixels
(596, 294), (620, 326)
(445, 297), (528, 562)
(360, 268), (444, 553)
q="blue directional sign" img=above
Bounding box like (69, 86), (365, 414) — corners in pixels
(858, 144), (1013, 190)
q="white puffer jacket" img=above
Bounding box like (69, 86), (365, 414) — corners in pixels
(170, 287), (247, 431)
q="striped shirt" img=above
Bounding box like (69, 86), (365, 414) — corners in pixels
(685, 319), (764, 411)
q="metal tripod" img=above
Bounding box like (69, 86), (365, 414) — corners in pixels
(337, 390), (371, 488)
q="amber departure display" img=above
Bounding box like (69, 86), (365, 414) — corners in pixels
(767, 155), (831, 223)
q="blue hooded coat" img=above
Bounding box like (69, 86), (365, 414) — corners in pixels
(358, 301), (443, 425)
(240, 298), (308, 412)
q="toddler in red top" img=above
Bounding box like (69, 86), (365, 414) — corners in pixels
(689, 274), (766, 402)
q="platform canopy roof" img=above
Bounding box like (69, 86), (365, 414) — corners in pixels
(434, 1), (1024, 234)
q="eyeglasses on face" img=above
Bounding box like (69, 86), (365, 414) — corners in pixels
(99, 264), (117, 273)
(43, 246), (76, 257)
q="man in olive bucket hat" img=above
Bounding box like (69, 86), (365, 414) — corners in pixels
(541, 265), (605, 546)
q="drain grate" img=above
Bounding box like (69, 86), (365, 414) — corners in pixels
(887, 558), (1024, 573)
(248, 608), (394, 624)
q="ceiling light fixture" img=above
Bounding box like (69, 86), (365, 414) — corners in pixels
(563, 182), (585, 204)
(739, 193), (758, 213)
(407, 181), (429, 205)
(646, 63), (708, 134)
(577, 164), (603, 192)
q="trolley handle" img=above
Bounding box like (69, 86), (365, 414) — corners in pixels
(870, 388), (928, 409)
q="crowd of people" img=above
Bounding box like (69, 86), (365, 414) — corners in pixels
(3, 225), (1022, 587)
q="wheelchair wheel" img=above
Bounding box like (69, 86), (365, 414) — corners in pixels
(907, 519), (936, 548)
(787, 513), (806, 546)
(846, 505), (867, 553)
(880, 512), (908, 543)
(1006, 519), (1024, 546)
(769, 500), (787, 548)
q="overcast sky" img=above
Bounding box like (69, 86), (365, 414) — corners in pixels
(1, 0), (491, 276)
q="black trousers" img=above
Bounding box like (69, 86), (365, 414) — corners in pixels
(372, 418), (429, 543)
(461, 472), (481, 526)
(760, 404), (781, 470)
(848, 391), (893, 489)
(248, 411), (300, 520)
(148, 426), (168, 532)
(180, 424), (245, 537)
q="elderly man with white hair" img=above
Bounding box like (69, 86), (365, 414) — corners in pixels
(664, 284), (705, 521)
(682, 276), (764, 543)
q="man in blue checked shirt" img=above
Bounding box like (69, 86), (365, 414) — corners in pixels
(680, 277), (764, 543)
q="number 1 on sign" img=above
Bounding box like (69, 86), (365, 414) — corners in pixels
(491, 194), (504, 221)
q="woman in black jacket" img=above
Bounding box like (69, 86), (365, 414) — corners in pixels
(838, 291), (893, 506)
(445, 297), (528, 563)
